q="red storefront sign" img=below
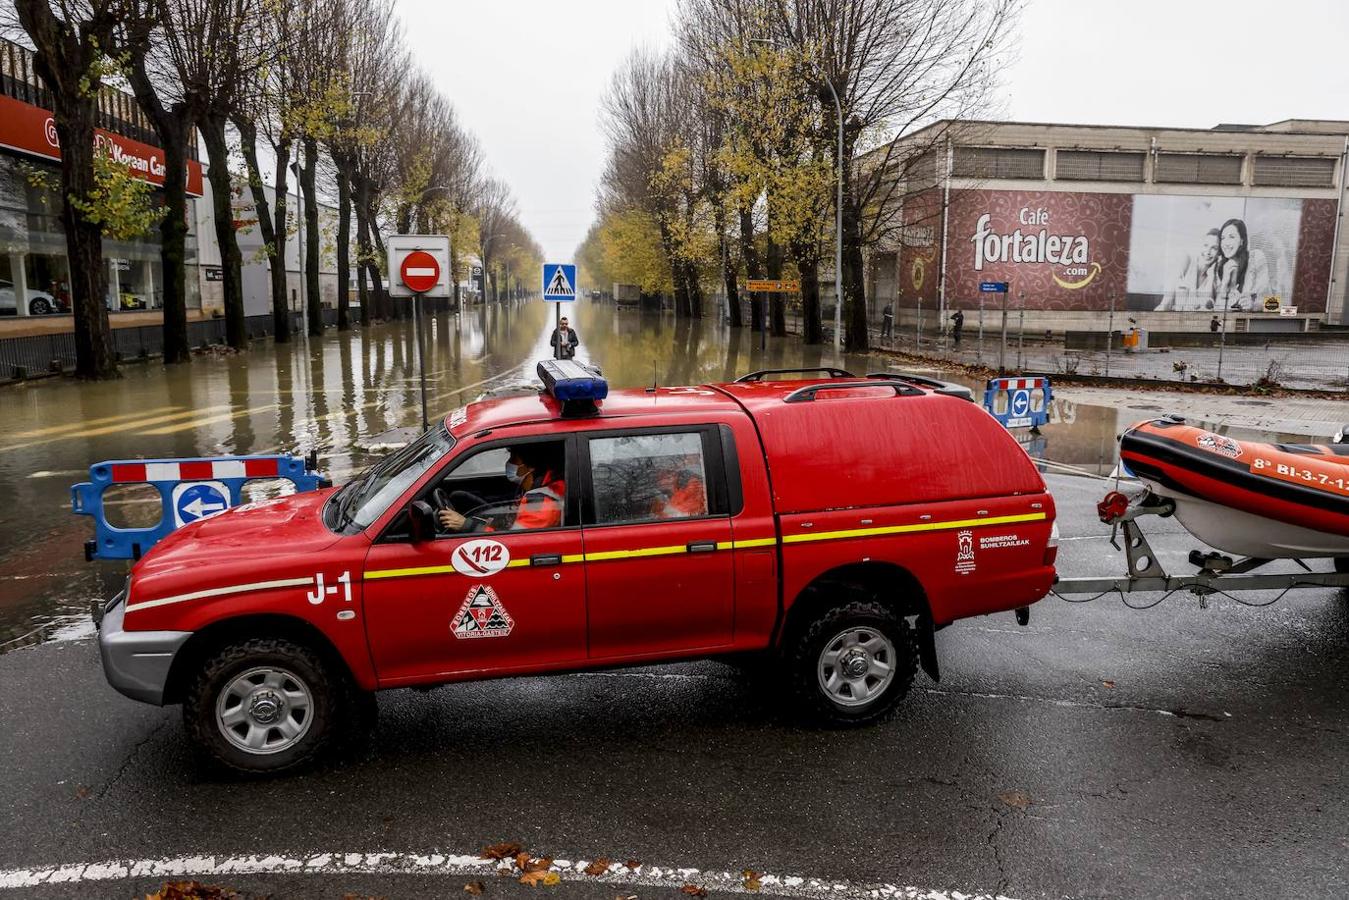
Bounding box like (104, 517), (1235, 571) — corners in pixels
(0, 92), (204, 197)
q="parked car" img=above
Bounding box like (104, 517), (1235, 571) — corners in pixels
(93, 361), (1057, 774)
(0, 279), (61, 315)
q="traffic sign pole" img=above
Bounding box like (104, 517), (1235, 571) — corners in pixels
(413, 292), (429, 431)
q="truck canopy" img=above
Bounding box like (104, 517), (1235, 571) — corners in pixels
(716, 378), (1046, 514)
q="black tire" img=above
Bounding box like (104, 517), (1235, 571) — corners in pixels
(29, 297), (51, 315)
(183, 637), (348, 776)
(785, 597), (918, 727)
(1334, 557), (1349, 575)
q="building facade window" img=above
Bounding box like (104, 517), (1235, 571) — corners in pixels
(1251, 155), (1337, 188)
(1055, 150), (1146, 182)
(952, 147), (1045, 180)
(1154, 152), (1244, 185)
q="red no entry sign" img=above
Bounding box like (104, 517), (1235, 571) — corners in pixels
(400, 250), (441, 294)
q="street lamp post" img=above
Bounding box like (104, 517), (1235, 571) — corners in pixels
(751, 38), (844, 353)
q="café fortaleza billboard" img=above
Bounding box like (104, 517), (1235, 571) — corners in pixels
(898, 188), (1338, 313)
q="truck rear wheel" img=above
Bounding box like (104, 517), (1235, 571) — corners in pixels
(183, 637), (345, 776)
(787, 598), (917, 727)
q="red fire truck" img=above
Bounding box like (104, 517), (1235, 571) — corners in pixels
(95, 362), (1058, 774)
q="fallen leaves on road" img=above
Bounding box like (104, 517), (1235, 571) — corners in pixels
(74, 785), (91, 800)
(145, 882), (238, 899)
(584, 858), (612, 876)
(742, 870), (762, 891)
(624, 859), (641, 870)
(518, 870), (561, 887)
(680, 885), (707, 898)
(519, 856), (553, 874)
(1102, 680), (1116, 689)
(481, 842), (523, 860)
(464, 882), (486, 895)
(998, 790), (1032, 810)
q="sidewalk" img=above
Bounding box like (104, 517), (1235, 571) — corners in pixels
(1052, 384), (1349, 439)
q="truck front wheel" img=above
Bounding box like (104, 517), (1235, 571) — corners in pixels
(183, 637), (346, 776)
(787, 598), (918, 726)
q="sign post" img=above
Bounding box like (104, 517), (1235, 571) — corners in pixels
(980, 281), (1010, 373)
(542, 263), (577, 359)
(388, 235), (452, 431)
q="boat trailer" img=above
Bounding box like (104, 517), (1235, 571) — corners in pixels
(1052, 490), (1349, 605)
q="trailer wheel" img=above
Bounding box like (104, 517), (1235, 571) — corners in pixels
(1335, 557), (1349, 575)
(786, 597), (917, 727)
(183, 637), (346, 776)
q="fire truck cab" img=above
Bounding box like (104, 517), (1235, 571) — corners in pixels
(96, 361), (1057, 774)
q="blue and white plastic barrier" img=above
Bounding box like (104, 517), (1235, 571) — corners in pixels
(983, 376), (1052, 430)
(71, 454), (329, 561)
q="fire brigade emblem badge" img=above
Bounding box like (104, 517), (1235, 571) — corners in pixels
(1196, 431), (1242, 459)
(452, 584), (514, 639)
(955, 529), (977, 575)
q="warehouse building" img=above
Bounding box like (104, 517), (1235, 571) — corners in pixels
(871, 118), (1349, 332)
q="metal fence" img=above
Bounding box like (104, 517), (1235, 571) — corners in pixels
(0, 308), (338, 382)
(871, 300), (1349, 392)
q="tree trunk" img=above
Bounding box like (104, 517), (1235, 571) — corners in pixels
(796, 252), (823, 345)
(840, 145), (869, 352)
(126, 58), (191, 364)
(236, 120), (289, 343)
(301, 137), (322, 337)
(354, 176), (372, 326)
(201, 113), (246, 350)
(154, 116), (190, 364)
(270, 140), (292, 343)
(766, 236), (786, 337)
(336, 169), (352, 330)
(714, 205), (741, 327)
(684, 259), (703, 318)
(370, 223), (392, 320)
(738, 206), (763, 332)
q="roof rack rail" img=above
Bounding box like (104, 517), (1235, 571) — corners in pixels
(865, 372), (974, 402)
(782, 379), (922, 404)
(735, 367), (854, 383)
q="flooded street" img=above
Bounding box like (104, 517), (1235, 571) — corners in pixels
(0, 299), (1313, 646)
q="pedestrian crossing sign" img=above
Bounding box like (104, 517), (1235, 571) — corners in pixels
(542, 263), (577, 302)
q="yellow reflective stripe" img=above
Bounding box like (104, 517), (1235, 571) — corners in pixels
(780, 512), (1046, 544)
(583, 544), (688, 562)
(364, 564), (458, 580)
(731, 537), (777, 549)
(505, 558), (532, 568)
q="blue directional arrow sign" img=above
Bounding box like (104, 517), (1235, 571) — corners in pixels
(542, 263), (577, 302)
(1010, 389), (1031, 417)
(172, 481), (231, 527)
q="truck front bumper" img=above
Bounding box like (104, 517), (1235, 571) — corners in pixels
(96, 592), (191, 706)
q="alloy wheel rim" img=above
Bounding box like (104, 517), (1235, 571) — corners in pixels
(215, 666), (313, 755)
(817, 626), (896, 708)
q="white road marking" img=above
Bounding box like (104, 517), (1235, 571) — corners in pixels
(0, 851), (1020, 899)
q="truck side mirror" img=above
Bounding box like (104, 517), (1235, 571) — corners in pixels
(409, 500), (437, 542)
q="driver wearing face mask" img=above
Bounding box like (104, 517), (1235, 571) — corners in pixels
(438, 445), (566, 533)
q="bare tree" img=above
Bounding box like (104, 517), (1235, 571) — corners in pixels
(774, 0), (1020, 350)
(475, 177), (515, 303)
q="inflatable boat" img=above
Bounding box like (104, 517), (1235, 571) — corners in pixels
(1119, 418), (1349, 559)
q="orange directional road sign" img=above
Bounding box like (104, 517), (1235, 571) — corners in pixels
(745, 279), (801, 292)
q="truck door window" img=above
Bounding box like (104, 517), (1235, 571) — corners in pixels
(588, 432), (709, 524)
(429, 438), (569, 533)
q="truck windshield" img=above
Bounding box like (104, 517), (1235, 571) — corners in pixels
(328, 425), (455, 533)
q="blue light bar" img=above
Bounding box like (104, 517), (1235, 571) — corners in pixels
(537, 359), (608, 405)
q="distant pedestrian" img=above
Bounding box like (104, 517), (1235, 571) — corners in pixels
(881, 302), (894, 338)
(1209, 315), (1221, 333)
(950, 308), (965, 346)
(551, 315), (579, 360)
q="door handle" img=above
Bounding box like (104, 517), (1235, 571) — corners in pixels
(686, 541), (718, 553)
(531, 554), (562, 566)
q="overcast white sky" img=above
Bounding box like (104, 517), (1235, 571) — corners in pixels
(400, 0), (1349, 262)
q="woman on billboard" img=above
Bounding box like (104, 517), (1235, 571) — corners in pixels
(1154, 228), (1222, 311)
(1214, 218), (1270, 310)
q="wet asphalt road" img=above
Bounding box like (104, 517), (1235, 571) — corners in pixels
(2, 473), (1348, 899)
